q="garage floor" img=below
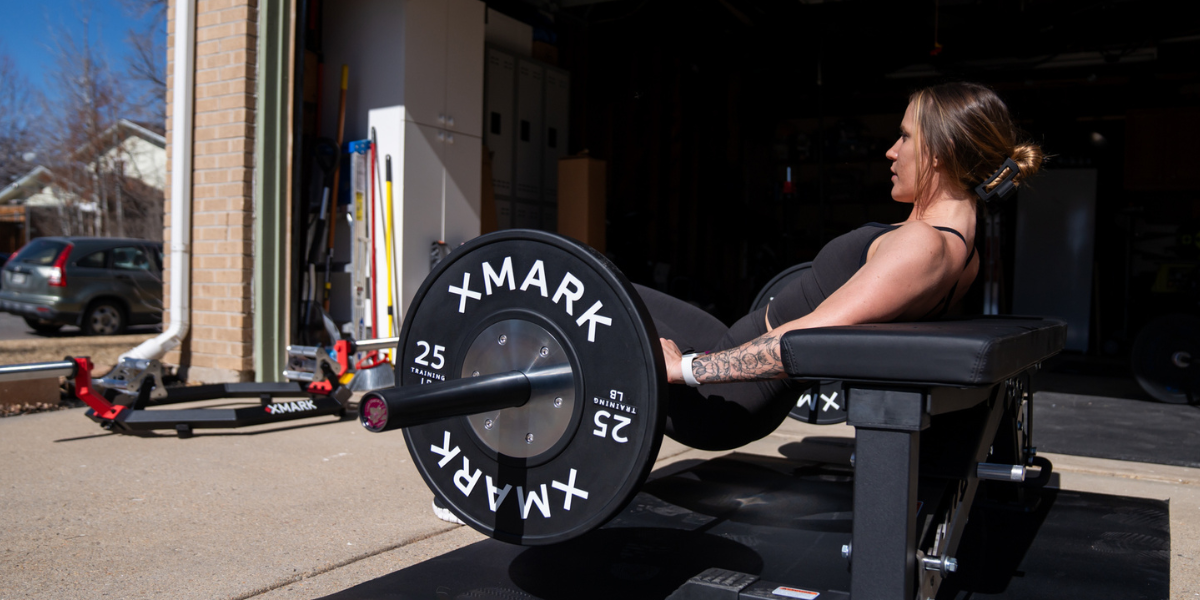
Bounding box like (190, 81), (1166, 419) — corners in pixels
(0, 392), (1196, 600)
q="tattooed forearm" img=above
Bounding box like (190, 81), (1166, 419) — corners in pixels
(691, 331), (786, 384)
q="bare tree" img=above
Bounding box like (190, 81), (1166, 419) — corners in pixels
(41, 2), (122, 237)
(0, 52), (43, 187)
(119, 0), (167, 125)
(32, 1), (163, 242)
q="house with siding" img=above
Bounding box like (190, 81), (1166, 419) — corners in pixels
(0, 120), (166, 253)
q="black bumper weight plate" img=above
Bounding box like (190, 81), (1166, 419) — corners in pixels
(396, 230), (667, 545)
(786, 380), (848, 425)
(1131, 313), (1200, 404)
(750, 262), (848, 425)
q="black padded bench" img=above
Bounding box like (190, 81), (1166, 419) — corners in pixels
(776, 316), (1066, 600)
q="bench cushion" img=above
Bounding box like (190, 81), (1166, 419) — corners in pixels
(779, 316), (1067, 387)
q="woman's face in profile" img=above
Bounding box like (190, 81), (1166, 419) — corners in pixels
(886, 102), (919, 204)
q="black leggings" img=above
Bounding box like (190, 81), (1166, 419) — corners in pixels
(635, 284), (802, 451)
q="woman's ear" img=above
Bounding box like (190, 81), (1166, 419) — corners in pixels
(932, 156), (939, 168)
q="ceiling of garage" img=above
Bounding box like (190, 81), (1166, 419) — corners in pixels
(489, 0), (1198, 101)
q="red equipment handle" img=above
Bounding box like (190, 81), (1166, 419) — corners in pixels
(72, 357), (124, 421)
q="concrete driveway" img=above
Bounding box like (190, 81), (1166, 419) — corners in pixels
(1, 399), (1197, 599)
(0, 401), (469, 600)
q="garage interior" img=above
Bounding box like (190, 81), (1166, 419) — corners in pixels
(291, 0), (1199, 366)
(4, 3), (1200, 598)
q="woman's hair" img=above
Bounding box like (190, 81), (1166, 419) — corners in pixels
(908, 82), (1043, 214)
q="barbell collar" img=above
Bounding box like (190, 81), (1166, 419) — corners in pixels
(353, 337), (400, 353)
(282, 369), (315, 382)
(360, 370), (533, 433)
(977, 462), (1026, 482)
(286, 345), (321, 359)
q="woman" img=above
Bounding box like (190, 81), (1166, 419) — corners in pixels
(643, 82), (1044, 450)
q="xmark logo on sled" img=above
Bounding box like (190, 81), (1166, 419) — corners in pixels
(266, 400), (319, 414)
(445, 256), (613, 342)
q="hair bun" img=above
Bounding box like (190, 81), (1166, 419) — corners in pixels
(1010, 142), (1044, 184)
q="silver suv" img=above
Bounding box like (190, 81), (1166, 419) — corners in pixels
(0, 237), (163, 335)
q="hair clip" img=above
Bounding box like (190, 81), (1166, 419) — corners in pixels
(975, 158), (1021, 202)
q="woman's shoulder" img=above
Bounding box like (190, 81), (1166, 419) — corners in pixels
(885, 221), (953, 248)
(860, 221), (944, 267)
(875, 221), (974, 274)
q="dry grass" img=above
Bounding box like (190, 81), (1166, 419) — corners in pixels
(0, 401), (69, 418)
(0, 332), (156, 373)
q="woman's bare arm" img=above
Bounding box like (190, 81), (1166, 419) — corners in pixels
(663, 224), (954, 385)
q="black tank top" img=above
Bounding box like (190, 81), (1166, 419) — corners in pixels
(766, 222), (975, 328)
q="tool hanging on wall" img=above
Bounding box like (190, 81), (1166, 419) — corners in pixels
(348, 140), (372, 344)
(382, 153), (400, 352)
(343, 130), (392, 379)
(302, 137), (339, 343)
(431, 241), (451, 269)
(324, 64), (349, 312)
(307, 189), (328, 338)
(370, 128), (398, 363)
(368, 137), (379, 342)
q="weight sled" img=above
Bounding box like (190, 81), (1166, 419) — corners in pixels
(0, 336), (395, 437)
(0, 357), (345, 437)
(83, 336), (397, 436)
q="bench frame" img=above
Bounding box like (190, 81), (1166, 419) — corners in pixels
(846, 377), (1029, 599)
(779, 316), (1064, 599)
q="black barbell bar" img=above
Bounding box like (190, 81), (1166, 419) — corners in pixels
(359, 370), (534, 433)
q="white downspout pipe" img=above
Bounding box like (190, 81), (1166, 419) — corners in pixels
(122, 0), (194, 361)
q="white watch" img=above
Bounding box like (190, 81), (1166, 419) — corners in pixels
(680, 353), (702, 387)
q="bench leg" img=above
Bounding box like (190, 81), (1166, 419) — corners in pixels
(852, 426), (920, 600)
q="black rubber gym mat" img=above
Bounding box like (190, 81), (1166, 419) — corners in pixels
(939, 488), (1169, 600)
(322, 453), (1168, 600)
(1033, 391), (1200, 468)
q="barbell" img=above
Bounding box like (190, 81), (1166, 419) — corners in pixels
(359, 230), (667, 546)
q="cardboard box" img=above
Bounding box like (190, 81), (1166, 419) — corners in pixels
(557, 155), (606, 253)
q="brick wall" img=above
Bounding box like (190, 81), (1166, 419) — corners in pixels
(165, 0), (258, 382)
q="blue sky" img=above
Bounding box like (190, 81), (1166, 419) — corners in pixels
(0, 0), (163, 100)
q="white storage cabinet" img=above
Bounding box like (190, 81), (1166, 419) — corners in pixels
(367, 0), (485, 330)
